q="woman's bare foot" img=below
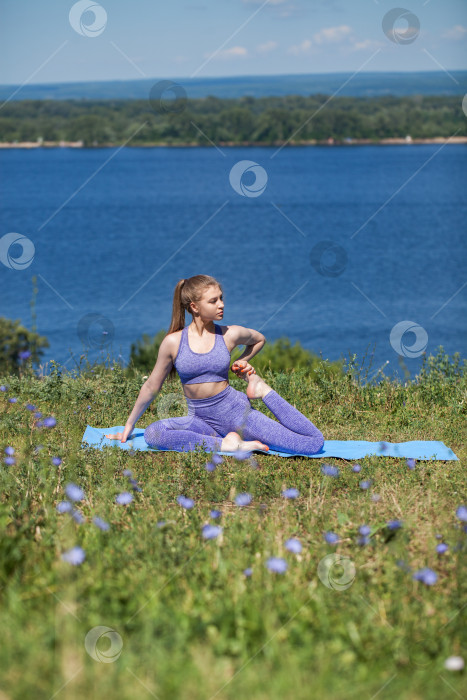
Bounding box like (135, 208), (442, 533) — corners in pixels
(220, 431), (269, 453)
(245, 373), (273, 401)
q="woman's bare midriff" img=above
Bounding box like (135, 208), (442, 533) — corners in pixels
(182, 379), (229, 400)
(173, 325), (232, 400)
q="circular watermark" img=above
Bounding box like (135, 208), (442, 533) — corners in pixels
(148, 81), (187, 115)
(382, 8), (420, 45)
(317, 553), (356, 591)
(309, 240), (348, 277)
(389, 321), (428, 358)
(69, 1), (107, 37)
(0, 232), (35, 270)
(156, 391), (195, 430)
(77, 313), (115, 350)
(462, 94), (467, 118)
(229, 160), (268, 198)
(84, 626), (123, 663)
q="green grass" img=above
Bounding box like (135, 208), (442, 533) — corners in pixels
(0, 348), (466, 700)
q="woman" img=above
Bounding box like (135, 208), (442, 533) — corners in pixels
(106, 275), (324, 455)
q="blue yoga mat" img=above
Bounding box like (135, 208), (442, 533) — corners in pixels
(82, 425), (459, 461)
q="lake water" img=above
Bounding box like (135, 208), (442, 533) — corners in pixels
(1, 144), (466, 383)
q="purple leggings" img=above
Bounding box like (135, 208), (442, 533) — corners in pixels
(143, 385), (324, 455)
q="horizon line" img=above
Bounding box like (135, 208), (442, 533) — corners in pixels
(1, 68), (466, 88)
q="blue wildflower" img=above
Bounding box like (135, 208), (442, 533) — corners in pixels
(455, 505), (467, 522)
(321, 464), (339, 477)
(25, 404), (36, 411)
(61, 546), (85, 565)
(4, 457), (15, 466)
(123, 469), (132, 477)
(0, 385), (7, 391)
(93, 516), (110, 531)
(52, 457), (62, 466)
(65, 483), (85, 502)
(9, 397), (17, 403)
(352, 464), (361, 473)
(210, 509), (221, 519)
(233, 449), (252, 461)
(282, 487), (299, 499)
(71, 509), (85, 524)
(235, 493), (252, 506)
(201, 524), (222, 540)
(116, 492), (133, 505)
(34, 412), (42, 418)
(43, 417), (57, 428)
(324, 531), (339, 544)
(436, 543), (449, 554)
(406, 458), (416, 470)
(177, 495), (194, 509)
(205, 461), (216, 472)
(128, 478), (142, 492)
(56, 501), (72, 513)
(357, 535), (370, 546)
(266, 557), (288, 574)
(387, 520), (403, 530)
(211, 454), (223, 465)
(19, 350), (31, 360)
(285, 538), (302, 554)
(359, 525), (371, 536)
(413, 567), (437, 585)
(359, 480), (372, 490)
(4, 446), (14, 455)
(243, 567), (253, 577)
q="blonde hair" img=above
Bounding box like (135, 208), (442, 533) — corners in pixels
(166, 274), (223, 382)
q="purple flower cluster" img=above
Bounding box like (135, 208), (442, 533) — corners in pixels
(321, 464), (339, 478)
(177, 495), (194, 509)
(235, 493), (252, 507)
(205, 453), (224, 472)
(56, 481), (110, 565)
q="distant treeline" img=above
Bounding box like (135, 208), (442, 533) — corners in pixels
(0, 95), (464, 146)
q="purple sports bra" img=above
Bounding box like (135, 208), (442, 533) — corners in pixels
(173, 324), (231, 385)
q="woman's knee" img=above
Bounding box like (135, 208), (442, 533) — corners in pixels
(314, 430), (325, 452)
(144, 420), (169, 448)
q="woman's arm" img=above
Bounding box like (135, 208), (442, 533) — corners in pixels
(106, 335), (175, 443)
(230, 325), (266, 364)
(126, 383), (159, 427)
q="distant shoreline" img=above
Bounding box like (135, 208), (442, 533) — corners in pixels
(1, 136), (466, 149)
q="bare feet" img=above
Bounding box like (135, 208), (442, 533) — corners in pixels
(220, 431), (269, 453)
(245, 372), (273, 401)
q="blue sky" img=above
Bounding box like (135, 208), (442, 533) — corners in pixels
(1, 0), (466, 84)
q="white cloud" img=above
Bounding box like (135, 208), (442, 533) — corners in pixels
(204, 46), (248, 60)
(312, 25), (353, 45)
(286, 39), (312, 56)
(257, 41), (278, 54)
(349, 38), (384, 52)
(441, 25), (467, 40)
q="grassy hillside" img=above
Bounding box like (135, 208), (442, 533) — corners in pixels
(0, 348), (466, 699)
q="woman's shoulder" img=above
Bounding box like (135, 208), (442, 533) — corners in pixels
(165, 329), (184, 361)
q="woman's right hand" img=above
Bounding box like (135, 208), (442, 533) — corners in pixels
(105, 422), (135, 443)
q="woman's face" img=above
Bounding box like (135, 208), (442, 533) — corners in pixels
(192, 286), (224, 319)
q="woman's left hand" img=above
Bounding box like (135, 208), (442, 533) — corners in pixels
(231, 360), (256, 379)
